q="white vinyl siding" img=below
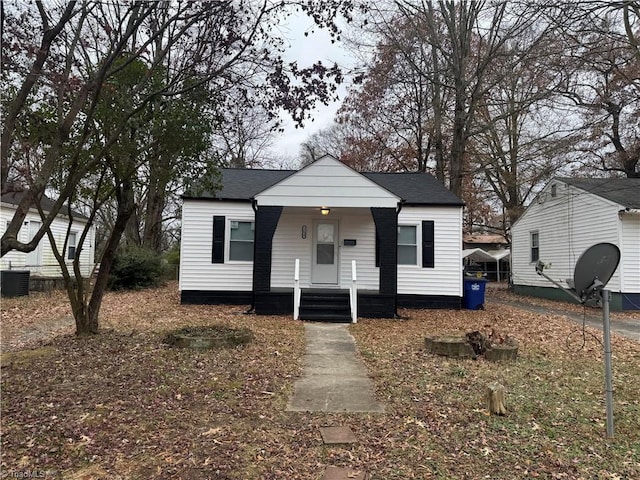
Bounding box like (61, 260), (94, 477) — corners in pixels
(181, 201), (464, 298)
(179, 201), (254, 291)
(0, 205), (95, 277)
(512, 181), (623, 292)
(270, 208), (379, 290)
(620, 214), (640, 293)
(255, 156), (399, 208)
(397, 207), (463, 296)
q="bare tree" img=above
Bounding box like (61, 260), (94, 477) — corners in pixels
(468, 27), (581, 233)
(340, 1), (562, 198)
(299, 123), (349, 167)
(212, 97), (276, 169)
(560, 3), (640, 178)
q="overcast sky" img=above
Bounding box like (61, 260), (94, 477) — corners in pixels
(271, 12), (357, 164)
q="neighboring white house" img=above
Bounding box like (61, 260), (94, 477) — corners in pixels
(511, 177), (640, 311)
(1, 191), (96, 279)
(179, 155), (465, 319)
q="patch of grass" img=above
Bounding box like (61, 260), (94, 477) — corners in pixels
(448, 365), (466, 377)
(0, 346), (58, 367)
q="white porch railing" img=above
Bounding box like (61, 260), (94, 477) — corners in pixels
(293, 258), (301, 320)
(350, 260), (358, 323)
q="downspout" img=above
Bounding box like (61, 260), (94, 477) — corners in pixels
(245, 198), (258, 314)
(395, 200), (409, 319)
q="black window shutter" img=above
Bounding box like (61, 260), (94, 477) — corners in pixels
(212, 216), (225, 263)
(422, 220), (434, 268)
(375, 229), (380, 267)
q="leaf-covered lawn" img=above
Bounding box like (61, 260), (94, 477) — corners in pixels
(1, 283), (639, 479)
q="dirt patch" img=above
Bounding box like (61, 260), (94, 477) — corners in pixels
(1, 315), (74, 353)
(1, 289), (74, 353)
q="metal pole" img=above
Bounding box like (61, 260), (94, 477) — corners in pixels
(602, 289), (614, 437)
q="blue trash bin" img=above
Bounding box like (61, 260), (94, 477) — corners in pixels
(463, 278), (487, 310)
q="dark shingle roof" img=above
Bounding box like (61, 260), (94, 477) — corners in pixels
(1, 190), (89, 219)
(196, 169), (295, 200)
(558, 178), (640, 209)
(363, 172), (464, 206)
(185, 168), (464, 206)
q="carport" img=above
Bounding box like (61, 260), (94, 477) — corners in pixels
(462, 248), (511, 282)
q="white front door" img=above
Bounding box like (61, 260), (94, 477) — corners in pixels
(311, 220), (339, 285)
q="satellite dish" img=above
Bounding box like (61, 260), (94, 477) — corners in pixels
(534, 242), (620, 437)
(573, 243), (620, 303)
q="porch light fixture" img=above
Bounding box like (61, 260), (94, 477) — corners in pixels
(320, 207), (330, 216)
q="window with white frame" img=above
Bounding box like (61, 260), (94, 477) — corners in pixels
(229, 221), (254, 261)
(67, 232), (77, 260)
(530, 231), (539, 263)
(397, 225), (417, 265)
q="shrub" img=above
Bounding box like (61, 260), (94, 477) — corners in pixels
(109, 246), (164, 290)
(164, 245), (180, 266)
(162, 245), (180, 280)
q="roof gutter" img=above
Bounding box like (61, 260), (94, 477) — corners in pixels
(619, 208), (640, 216)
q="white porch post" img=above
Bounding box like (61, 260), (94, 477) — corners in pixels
(293, 258), (301, 320)
(350, 260), (358, 323)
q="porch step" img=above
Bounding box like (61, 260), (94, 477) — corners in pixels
(299, 290), (352, 323)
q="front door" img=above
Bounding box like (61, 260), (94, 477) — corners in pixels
(311, 220), (339, 285)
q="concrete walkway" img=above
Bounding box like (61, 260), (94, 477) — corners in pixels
(287, 323), (384, 413)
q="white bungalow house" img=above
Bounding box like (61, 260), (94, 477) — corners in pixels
(1, 191), (96, 285)
(179, 155), (465, 320)
(511, 177), (640, 311)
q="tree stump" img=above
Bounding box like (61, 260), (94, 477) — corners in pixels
(486, 382), (506, 415)
(164, 325), (253, 350)
(485, 340), (518, 362)
(425, 336), (476, 358)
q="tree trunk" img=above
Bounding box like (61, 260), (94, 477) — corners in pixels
(450, 101), (467, 197)
(431, 41), (446, 184)
(75, 178), (135, 335)
(142, 151), (169, 253)
(142, 181), (166, 252)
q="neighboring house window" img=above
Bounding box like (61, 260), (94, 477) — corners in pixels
(229, 221), (254, 261)
(397, 225), (417, 265)
(530, 231), (539, 263)
(67, 232), (77, 260)
(551, 184), (557, 197)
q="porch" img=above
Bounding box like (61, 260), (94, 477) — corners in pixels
(254, 287), (395, 319)
(252, 204), (399, 322)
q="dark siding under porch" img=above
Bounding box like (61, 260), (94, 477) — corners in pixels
(398, 294), (461, 310)
(181, 289), (463, 316)
(181, 290), (252, 305)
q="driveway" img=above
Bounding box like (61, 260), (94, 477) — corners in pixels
(487, 291), (640, 342)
